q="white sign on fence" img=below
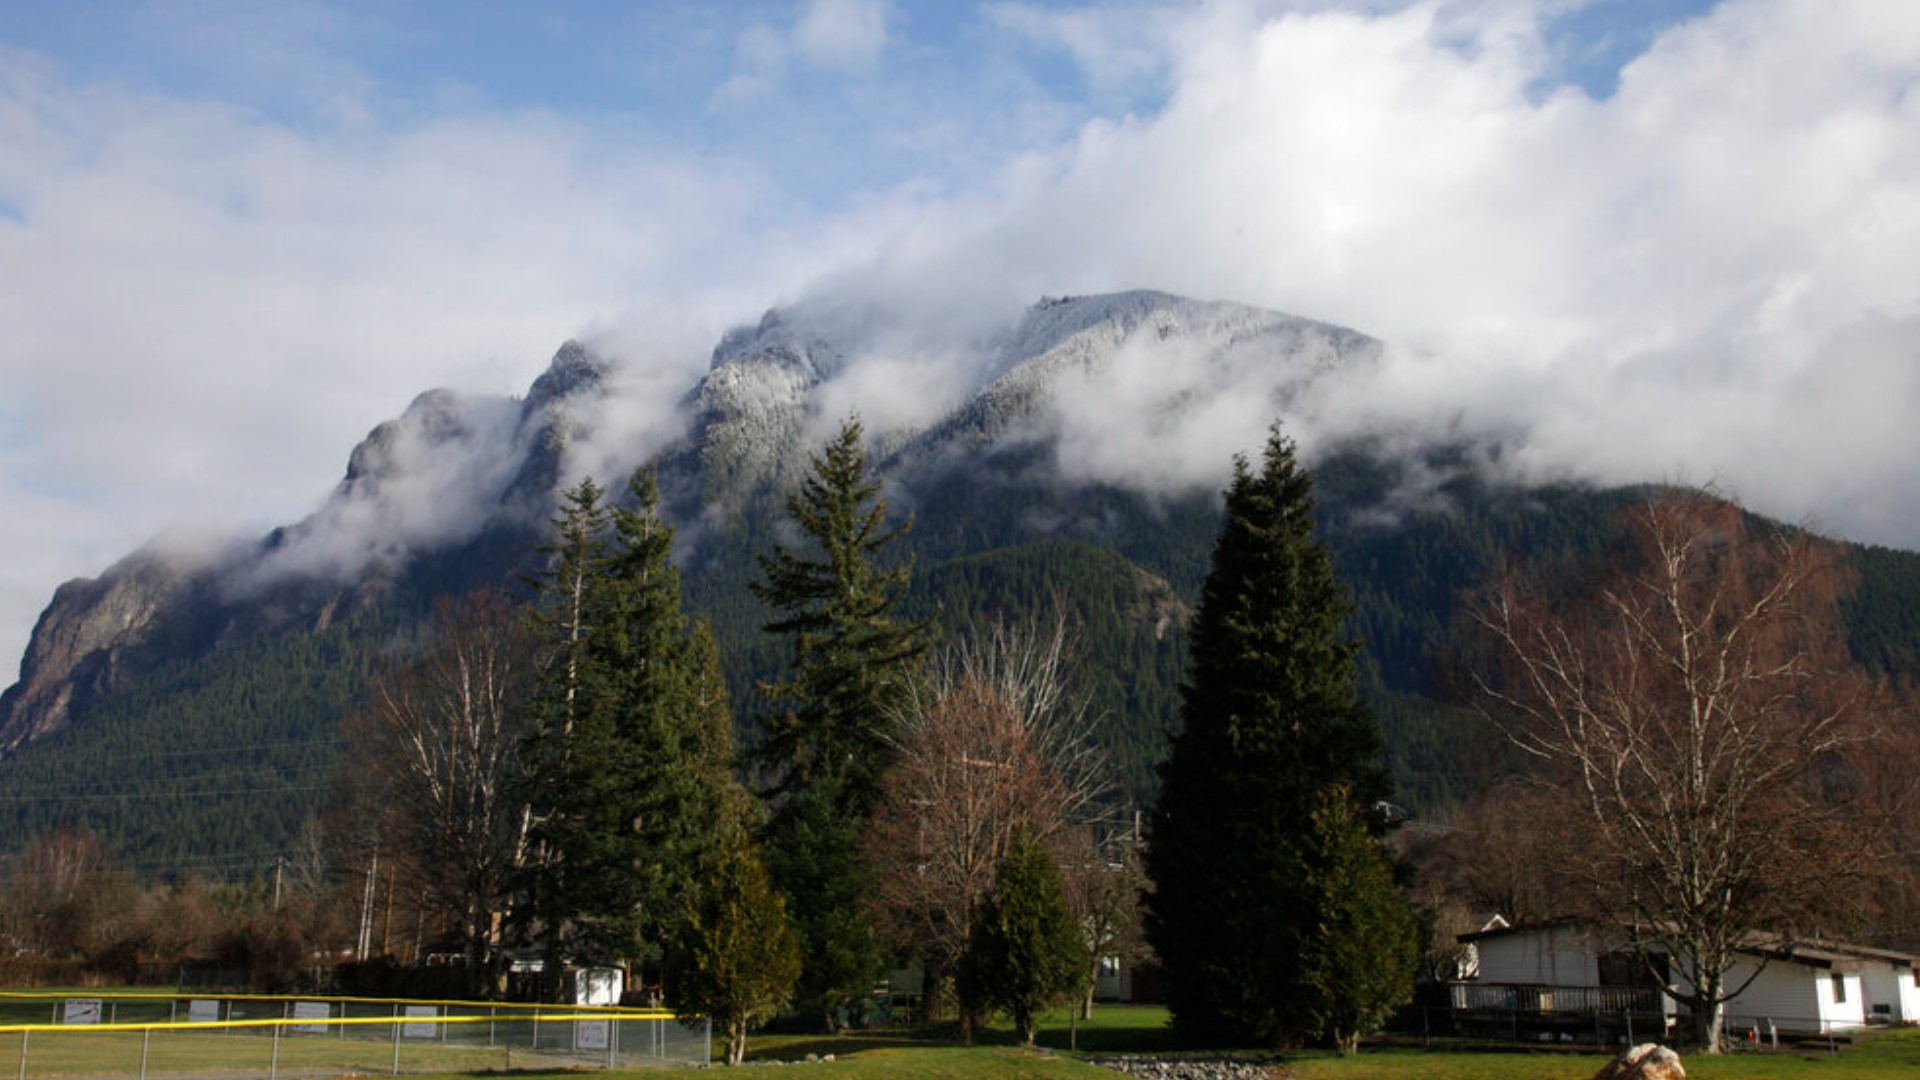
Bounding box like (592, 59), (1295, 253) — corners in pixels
(577, 1019), (610, 1051)
(292, 1001), (330, 1034)
(62, 1000), (102, 1025)
(403, 1004), (439, 1040)
(188, 1000), (220, 1024)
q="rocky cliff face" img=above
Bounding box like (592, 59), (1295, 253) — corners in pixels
(0, 293), (1374, 757)
(0, 552), (194, 752)
(0, 339), (616, 758)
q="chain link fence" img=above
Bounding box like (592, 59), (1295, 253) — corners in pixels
(1387, 1002), (1882, 1054)
(0, 991), (709, 1078)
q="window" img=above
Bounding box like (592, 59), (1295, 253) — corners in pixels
(1831, 973), (1847, 1004)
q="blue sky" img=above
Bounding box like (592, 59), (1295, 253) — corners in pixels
(3, 1), (1718, 210)
(1, 0), (1916, 670)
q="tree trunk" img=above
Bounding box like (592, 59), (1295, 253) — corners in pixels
(1687, 995), (1724, 1054)
(726, 1017), (747, 1066)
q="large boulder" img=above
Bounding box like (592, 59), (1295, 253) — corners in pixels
(1592, 1043), (1685, 1080)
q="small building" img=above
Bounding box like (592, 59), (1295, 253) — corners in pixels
(1454, 920), (1920, 1040)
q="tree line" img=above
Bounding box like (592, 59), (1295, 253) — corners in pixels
(9, 416), (1909, 1059)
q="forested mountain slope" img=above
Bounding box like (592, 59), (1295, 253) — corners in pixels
(4, 291), (1916, 877)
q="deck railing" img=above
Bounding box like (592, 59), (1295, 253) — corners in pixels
(1449, 982), (1667, 1016)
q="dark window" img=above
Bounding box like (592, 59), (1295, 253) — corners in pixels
(1599, 950), (1669, 988)
(1832, 973), (1848, 1004)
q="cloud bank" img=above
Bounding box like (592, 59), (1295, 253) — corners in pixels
(3, 0), (1918, 669)
(809, 0), (1920, 536)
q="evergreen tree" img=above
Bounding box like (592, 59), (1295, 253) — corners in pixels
(752, 416), (930, 1027)
(519, 469), (734, 986)
(1296, 786), (1420, 1054)
(518, 475), (613, 994)
(752, 416), (929, 810)
(1144, 424), (1392, 1047)
(961, 833), (1088, 1047)
(667, 780), (800, 1065)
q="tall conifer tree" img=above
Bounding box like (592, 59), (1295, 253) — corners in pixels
(520, 468), (734, 985)
(1144, 425), (1394, 1046)
(752, 416), (929, 1027)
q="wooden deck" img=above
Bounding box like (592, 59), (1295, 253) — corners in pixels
(1447, 982), (1673, 1044)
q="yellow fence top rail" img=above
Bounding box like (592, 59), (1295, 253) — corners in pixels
(0, 1009), (685, 1035)
(0, 991), (672, 1016)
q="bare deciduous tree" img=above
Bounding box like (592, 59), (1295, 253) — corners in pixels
(1395, 781), (1579, 930)
(1474, 489), (1884, 1051)
(1057, 825), (1147, 1023)
(344, 589), (534, 990)
(865, 619), (1107, 1028)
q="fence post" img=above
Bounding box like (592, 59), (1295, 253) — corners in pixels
(391, 1004), (401, 1076)
(141, 1026), (152, 1080)
(1625, 1009), (1634, 1046)
(19, 1029), (30, 1080)
(271, 1020), (282, 1080)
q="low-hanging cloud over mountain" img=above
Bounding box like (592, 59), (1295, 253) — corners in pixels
(2, 0), (1917, 669)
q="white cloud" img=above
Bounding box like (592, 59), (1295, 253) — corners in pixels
(795, 0), (891, 71)
(984, 2), (1171, 97)
(5, 0), (1920, 673)
(0, 55), (842, 666)
(714, 0), (890, 106)
(812, 0), (1920, 544)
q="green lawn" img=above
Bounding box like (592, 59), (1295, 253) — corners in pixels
(421, 1011), (1920, 1080)
(9, 999), (1920, 1079)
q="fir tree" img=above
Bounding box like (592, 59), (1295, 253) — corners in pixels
(1296, 785), (1419, 1054)
(520, 469), (735, 985)
(518, 475), (613, 995)
(752, 415), (929, 811)
(961, 833), (1088, 1047)
(668, 793), (801, 1066)
(752, 416), (929, 1028)
(1144, 424), (1393, 1047)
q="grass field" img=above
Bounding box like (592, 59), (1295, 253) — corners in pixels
(409, 1008), (1920, 1080)
(9, 998), (1920, 1079)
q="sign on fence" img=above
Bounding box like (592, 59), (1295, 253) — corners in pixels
(577, 1019), (610, 1051)
(188, 999), (220, 1023)
(403, 1004), (439, 1039)
(292, 1001), (330, 1034)
(61, 1000), (101, 1025)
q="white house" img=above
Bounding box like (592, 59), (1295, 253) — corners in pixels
(1457, 920), (1920, 1038)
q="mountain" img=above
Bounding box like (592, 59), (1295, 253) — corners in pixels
(4, 290), (1917, 875)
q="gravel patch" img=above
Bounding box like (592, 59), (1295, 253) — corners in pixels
(1086, 1055), (1281, 1080)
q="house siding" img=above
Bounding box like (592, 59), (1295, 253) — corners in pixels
(1861, 966), (1920, 1023)
(1715, 958), (1826, 1033)
(1461, 925), (1914, 1036)
(1474, 925), (1602, 986)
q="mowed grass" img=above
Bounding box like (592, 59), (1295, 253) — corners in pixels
(9, 1000), (1920, 1079)
(0, 1027), (526, 1077)
(411, 1010), (1920, 1080)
